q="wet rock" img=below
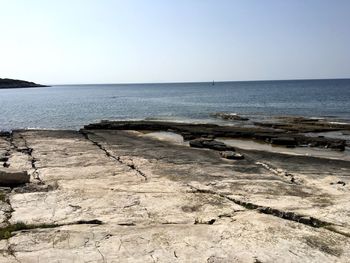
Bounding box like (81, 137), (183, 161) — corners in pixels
(189, 138), (235, 151)
(255, 116), (350, 133)
(212, 112), (249, 121)
(0, 131), (11, 137)
(253, 133), (276, 141)
(84, 120), (347, 152)
(328, 142), (346, 151)
(181, 132), (197, 140)
(0, 168), (30, 186)
(219, 151), (244, 160)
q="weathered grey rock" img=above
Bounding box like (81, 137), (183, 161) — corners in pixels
(219, 151), (244, 160)
(0, 168), (29, 186)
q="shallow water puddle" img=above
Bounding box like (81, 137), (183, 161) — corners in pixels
(142, 132), (186, 145)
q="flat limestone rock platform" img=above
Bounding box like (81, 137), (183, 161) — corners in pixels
(0, 128), (349, 262)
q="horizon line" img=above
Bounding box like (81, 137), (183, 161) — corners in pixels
(50, 77), (350, 86)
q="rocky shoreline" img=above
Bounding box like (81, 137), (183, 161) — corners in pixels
(85, 118), (349, 151)
(0, 120), (349, 262)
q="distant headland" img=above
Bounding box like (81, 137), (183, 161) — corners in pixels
(0, 78), (48, 89)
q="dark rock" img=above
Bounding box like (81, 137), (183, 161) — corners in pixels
(253, 133), (275, 141)
(83, 120), (347, 151)
(219, 151), (244, 160)
(331, 181), (346, 186)
(328, 142), (346, 151)
(212, 112), (249, 121)
(0, 168), (30, 186)
(0, 156), (8, 162)
(0, 78), (48, 89)
(12, 183), (58, 193)
(0, 131), (11, 137)
(189, 139), (235, 151)
(256, 116), (350, 133)
(271, 137), (297, 146)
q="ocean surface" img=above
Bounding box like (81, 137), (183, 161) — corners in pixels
(1, 79), (350, 130)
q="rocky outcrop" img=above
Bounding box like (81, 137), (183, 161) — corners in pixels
(189, 138), (235, 151)
(254, 116), (350, 133)
(84, 120), (348, 151)
(212, 112), (249, 121)
(0, 78), (47, 89)
(219, 151), (244, 160)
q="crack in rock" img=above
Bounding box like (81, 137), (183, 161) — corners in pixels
(5, 241), (20, 263)
(0, 187), (18, 260)
(117, 223), (136, 226)
(3, 193), (14, 226)
(81, 131), (148, 180)
(2, 132), (13, 168)
(0, 219), (104, 241)
(187, 185), (338, 231)
(6, 133), (43, 185)
(255, 161), (298, 184)
(94, 240), (106, 263)
(194, 218), (216, 225)
(17, 135), (43, 185)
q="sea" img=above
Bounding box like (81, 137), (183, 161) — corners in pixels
(1, 79), (350, 131)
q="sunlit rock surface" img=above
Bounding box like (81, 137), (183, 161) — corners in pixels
(0, 128), (349, 262)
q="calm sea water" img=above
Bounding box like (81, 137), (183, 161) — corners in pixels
(1, 79), (350, 130)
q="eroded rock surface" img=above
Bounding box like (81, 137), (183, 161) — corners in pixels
(0, 128), (349, 262)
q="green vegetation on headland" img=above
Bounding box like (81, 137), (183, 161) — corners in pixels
(0, 78), (48, 89)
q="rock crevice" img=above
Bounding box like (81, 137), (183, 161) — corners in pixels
(81, 131), (148, 180)
(187, 185), (334, 229)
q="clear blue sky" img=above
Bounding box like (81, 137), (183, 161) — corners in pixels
(0, 0), (349, 84)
